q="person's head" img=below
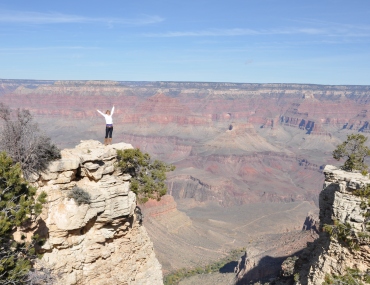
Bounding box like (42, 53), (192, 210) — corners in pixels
(106, 110), (111, 115)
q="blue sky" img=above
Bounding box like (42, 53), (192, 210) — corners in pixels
(0, 0), (370, 84)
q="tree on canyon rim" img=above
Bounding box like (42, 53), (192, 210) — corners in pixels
(0, 104), (59, 283)
(0, 152), (47, 284)
(0, 103), (60, 180)
(116, 148), (175, 203)
(333, 134), (370, 174)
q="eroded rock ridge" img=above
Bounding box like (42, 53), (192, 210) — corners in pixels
(31, 140), (163, 285)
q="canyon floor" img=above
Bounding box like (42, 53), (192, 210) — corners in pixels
(142, 197), (316, 273)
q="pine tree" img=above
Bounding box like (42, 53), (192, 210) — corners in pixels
(116, 148), (175, 203)
(0, 152), (46, 284)
(333, 134), (370, 174)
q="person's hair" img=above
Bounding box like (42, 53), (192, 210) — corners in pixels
(106, 110), (110, 115)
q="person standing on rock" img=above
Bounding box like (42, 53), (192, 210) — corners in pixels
(97, 105), (114, 145)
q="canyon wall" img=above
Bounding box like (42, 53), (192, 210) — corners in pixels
(3, 79), (368, 208)
(25, 140), (163, 285)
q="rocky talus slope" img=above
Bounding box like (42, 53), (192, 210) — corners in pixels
(28, 140), (163, 285)
(293, 165), (370, 285)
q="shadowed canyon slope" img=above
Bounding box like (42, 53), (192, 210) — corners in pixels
(2, 79), (370, 271)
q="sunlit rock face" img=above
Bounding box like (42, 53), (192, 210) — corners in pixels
(294, 165), (370, 285)
(32, 140), (163, 285)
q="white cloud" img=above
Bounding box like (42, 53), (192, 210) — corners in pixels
(144, 27), (329, 37)
(145, 28), (260, 37)
(0, 10), (164, 26)
(144, 25), (370, 38)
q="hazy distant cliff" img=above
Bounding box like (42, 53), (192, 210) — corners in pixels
(0, 79), (335, 208)
(26, 140), (163, 285)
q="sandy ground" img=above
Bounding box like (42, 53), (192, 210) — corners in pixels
(179, 272), (236, 285)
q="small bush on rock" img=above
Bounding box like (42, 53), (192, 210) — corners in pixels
(68, 186), (91, 205)
(353, 185), (370, 219)
(116, 148), (175, 203)
(323, 268), (370, 285)
(322, 219), (369, 250)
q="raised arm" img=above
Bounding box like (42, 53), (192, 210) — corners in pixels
(97, 109), (105, 116)
(111, 106), (115, 116)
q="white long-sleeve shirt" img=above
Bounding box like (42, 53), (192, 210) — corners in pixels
(97, 106), (114, 124)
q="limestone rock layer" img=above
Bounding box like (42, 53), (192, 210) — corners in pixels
(296, 165), (370, 285)
(34, 140), (163, 285)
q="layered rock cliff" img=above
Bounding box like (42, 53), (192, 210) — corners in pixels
(0, 79), (344, 208)
(294, 165), (370, 285)
(28, 140), (163, 285)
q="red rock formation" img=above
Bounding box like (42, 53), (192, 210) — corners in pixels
(1, 79), (369, 208)
(3, 80), (370, 134)
(140, 195), (178, 218)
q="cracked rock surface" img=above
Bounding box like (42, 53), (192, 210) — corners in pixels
(32, 140), (163, 285)
(295, 165), (370, 285)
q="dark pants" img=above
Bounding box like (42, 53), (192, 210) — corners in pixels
(105, 126), (113, 138)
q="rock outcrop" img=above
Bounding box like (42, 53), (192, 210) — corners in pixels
(234, 165), (370, 284)
(294, 165), (370, 285)
(30, 140), (163, 285)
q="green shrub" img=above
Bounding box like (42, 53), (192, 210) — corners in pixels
(353, 185), (370, 218)
(116, 148), (175, 203)
(68, 186), (91, 205)
(323, 220), (361, 250)
(323, 219), (370, 249)
(332, 134), (370, 174)
(0, 152), (47, 283)
(323, 268), (370, 285)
